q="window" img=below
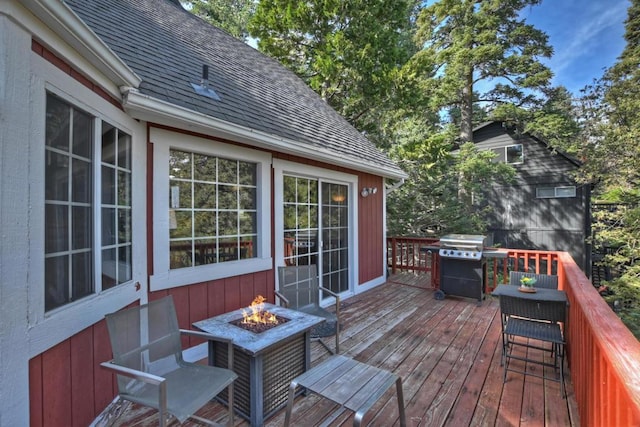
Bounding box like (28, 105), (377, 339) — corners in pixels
(44, 93), (132, 311)
(150, 128), (271, 291)
(492, 144), (523, 164)
(536, 186), (576, 199)
(101, 123), (133, 289)
(168, 149), (257, 269)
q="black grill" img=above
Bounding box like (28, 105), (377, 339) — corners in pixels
(436, 234), (487, 303)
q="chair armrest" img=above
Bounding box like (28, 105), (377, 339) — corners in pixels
(319, 286), (340, 300)
(275, 290), (290, 307)
(100, 360), (165, 386)
(180, 329), (235, 370)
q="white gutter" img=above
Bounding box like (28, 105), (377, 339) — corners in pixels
(15, 0), (141, 90)
(122, 88), (408, 180)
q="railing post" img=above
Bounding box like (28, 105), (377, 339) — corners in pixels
(391, 237), (397, 275)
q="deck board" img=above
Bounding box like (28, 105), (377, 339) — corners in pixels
(93, 275), (578, 427)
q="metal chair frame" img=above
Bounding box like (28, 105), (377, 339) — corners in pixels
(276, 264), (341, 354)
(101, 296), (238, 426)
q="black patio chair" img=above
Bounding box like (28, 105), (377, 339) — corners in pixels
(499, 294), (567, 397)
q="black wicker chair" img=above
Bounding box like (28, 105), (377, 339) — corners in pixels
(499, 294), (567, 397)
(509, 271), (559, 289)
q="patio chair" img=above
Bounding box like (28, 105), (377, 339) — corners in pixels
(509, 271), (559, 289)
(276, 264), (341, 354)
(101, 296), (238, 426)
(499, 294), (567, 397)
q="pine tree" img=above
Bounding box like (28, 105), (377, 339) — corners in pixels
(414, 0), (553, 142)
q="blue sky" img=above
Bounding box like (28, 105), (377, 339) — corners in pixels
(520, 0), (630, 95)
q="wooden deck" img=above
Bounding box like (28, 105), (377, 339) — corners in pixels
(94, 274), (580, 426)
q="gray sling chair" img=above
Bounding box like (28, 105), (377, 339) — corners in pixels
(276, 264), (341, 354)
(102, 296), (238, 426)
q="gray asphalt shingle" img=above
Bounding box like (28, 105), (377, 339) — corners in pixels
(63, 0), (405, 177)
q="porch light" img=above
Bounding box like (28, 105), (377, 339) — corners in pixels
(360, 187), (377, 198)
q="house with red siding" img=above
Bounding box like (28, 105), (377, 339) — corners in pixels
(0, 0), (406, 424)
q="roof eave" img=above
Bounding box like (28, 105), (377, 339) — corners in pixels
(122, 88), (407, 180)
(19, 0), (141, 91)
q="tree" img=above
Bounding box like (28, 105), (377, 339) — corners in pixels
(571, 0), (640, 339)
(248, 0), (418, 136)
(387, 123), (515, 236)
(413, 0), (553, 142)
(183, 0), (256, 40)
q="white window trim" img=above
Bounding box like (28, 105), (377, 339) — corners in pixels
(536, 185), (577, 199)
(272, 159), (358, 298)
(506, 144), (524, 165)
(27, 54), (146, 358)
(150, 128), (272, 291)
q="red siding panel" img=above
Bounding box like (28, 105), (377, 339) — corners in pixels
(70, 327), (95, 427)
(223, 276), (241, 312)
(93, 320), (115, 412)
(42, 341), (72, 426)
(29, 356), (44, 427)
(206, 279), (226, 317)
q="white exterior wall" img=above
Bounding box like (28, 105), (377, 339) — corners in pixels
(0, 3), (147, 423)
(0, 13), (34, 426)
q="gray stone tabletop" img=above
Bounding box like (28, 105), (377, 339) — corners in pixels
(193, 303), (324, 356)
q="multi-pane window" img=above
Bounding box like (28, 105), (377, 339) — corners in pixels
(44, 93), (132, 311)
(168, 149), (257, 269)
(492, 144), (524, 164)
(101, 123), (132, 289)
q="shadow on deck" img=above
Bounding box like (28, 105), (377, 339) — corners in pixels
(95, 275), (579, 426)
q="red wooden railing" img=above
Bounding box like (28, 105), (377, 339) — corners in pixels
(387, 237), (439, 275)
(387, 237), (640, 426)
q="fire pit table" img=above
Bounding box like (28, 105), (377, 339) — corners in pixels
(193, 303), (324, 426)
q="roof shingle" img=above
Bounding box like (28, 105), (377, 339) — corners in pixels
(63, 0), (405, 177)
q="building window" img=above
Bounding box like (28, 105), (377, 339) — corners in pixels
(101, 123), (133, 289)
(536, 186), (576, 199)
(492, 144), (523, 164)
(168, 149), (257, 269)
(44, 93), (132, 311)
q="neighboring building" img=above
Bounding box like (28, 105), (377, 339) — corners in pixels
(473, 122), (590, 271)
(0, 0), (406, 424)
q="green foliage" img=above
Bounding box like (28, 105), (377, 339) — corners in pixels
(573, 0), (640, 339)
(387, 129), (516, 236)
(414, 0), (553, 141)
(249, 0), (419, 135)
(183, 0), (256, 40)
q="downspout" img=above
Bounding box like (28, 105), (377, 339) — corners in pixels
(386, 178), (405, 193)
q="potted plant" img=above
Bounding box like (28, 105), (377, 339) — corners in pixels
(520, 276), (537, 291)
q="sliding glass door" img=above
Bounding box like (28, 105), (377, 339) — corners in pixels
(283, 176), (349, 295)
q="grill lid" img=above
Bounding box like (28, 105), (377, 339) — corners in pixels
(439, 234), (487, 251)
(438, 234), (487, 260)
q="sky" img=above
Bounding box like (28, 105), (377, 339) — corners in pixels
(520, 0), (630, 96)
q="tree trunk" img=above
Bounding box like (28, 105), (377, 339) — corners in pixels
(460, 69), (474, 143)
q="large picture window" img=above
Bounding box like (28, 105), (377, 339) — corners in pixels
(168, 149), (257, 269)
(149, 128), (272, 291)
(44, 93), (132, 311)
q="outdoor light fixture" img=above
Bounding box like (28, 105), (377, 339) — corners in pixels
(360, 187), (378, 198)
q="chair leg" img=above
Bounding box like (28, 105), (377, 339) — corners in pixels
(284, 380), (299, 427)
(227, 382), (234, 427)
(396, 377), (407, 427)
